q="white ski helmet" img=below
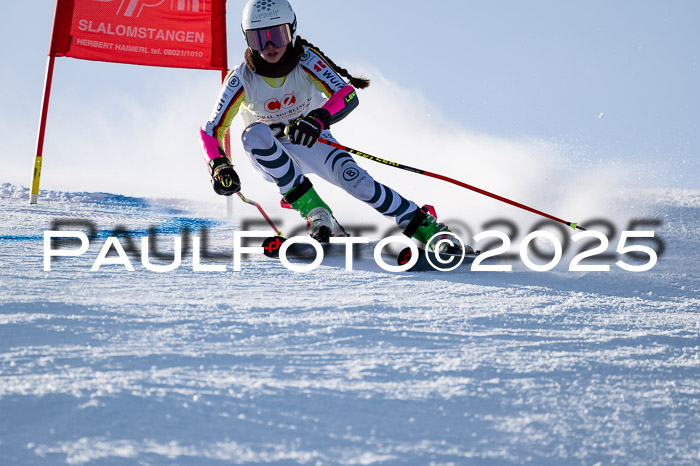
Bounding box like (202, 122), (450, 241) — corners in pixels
(241, 0), (297, 51)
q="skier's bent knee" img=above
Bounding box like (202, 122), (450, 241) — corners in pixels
(242, 122), (275, 151)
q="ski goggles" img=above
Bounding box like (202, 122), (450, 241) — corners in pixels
(245, 24), (293, 51)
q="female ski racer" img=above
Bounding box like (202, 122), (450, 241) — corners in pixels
(199, 0), (461, 251)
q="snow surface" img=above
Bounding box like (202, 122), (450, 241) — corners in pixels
(1, 182), (699, 465)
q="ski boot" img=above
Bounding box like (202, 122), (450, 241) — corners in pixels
(403, 206), (473, 255)
(284, 179), (347, 242)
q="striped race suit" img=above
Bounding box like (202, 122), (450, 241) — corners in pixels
(200, 45), (418, 228)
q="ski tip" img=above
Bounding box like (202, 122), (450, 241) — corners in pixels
(261, 235), (286, 258)
(397, 247), (414, 267)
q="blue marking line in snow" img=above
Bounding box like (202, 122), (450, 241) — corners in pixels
(0, 218), (221, 243)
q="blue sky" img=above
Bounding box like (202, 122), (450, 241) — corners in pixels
(320, 1), (698, 188)
(1, 0), (698, 207)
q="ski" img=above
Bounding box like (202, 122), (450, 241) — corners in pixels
(262, 236), (480, 272)
(262, 235), (314, 258)
(397, 246), (480, 272)
(261, 235), (376, 260)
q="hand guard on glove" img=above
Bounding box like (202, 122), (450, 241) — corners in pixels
(287, 109), (331, 148)
(208, 157), (241, 196)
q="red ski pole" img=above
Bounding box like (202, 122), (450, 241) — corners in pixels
(237, 192), (283, 236)
(317, 138), (585, 231)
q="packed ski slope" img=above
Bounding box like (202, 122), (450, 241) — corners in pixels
(0, 182), (698, 465)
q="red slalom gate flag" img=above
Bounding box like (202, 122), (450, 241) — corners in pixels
(51, 0), (228, 70)
(30, 0), (228, 204)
